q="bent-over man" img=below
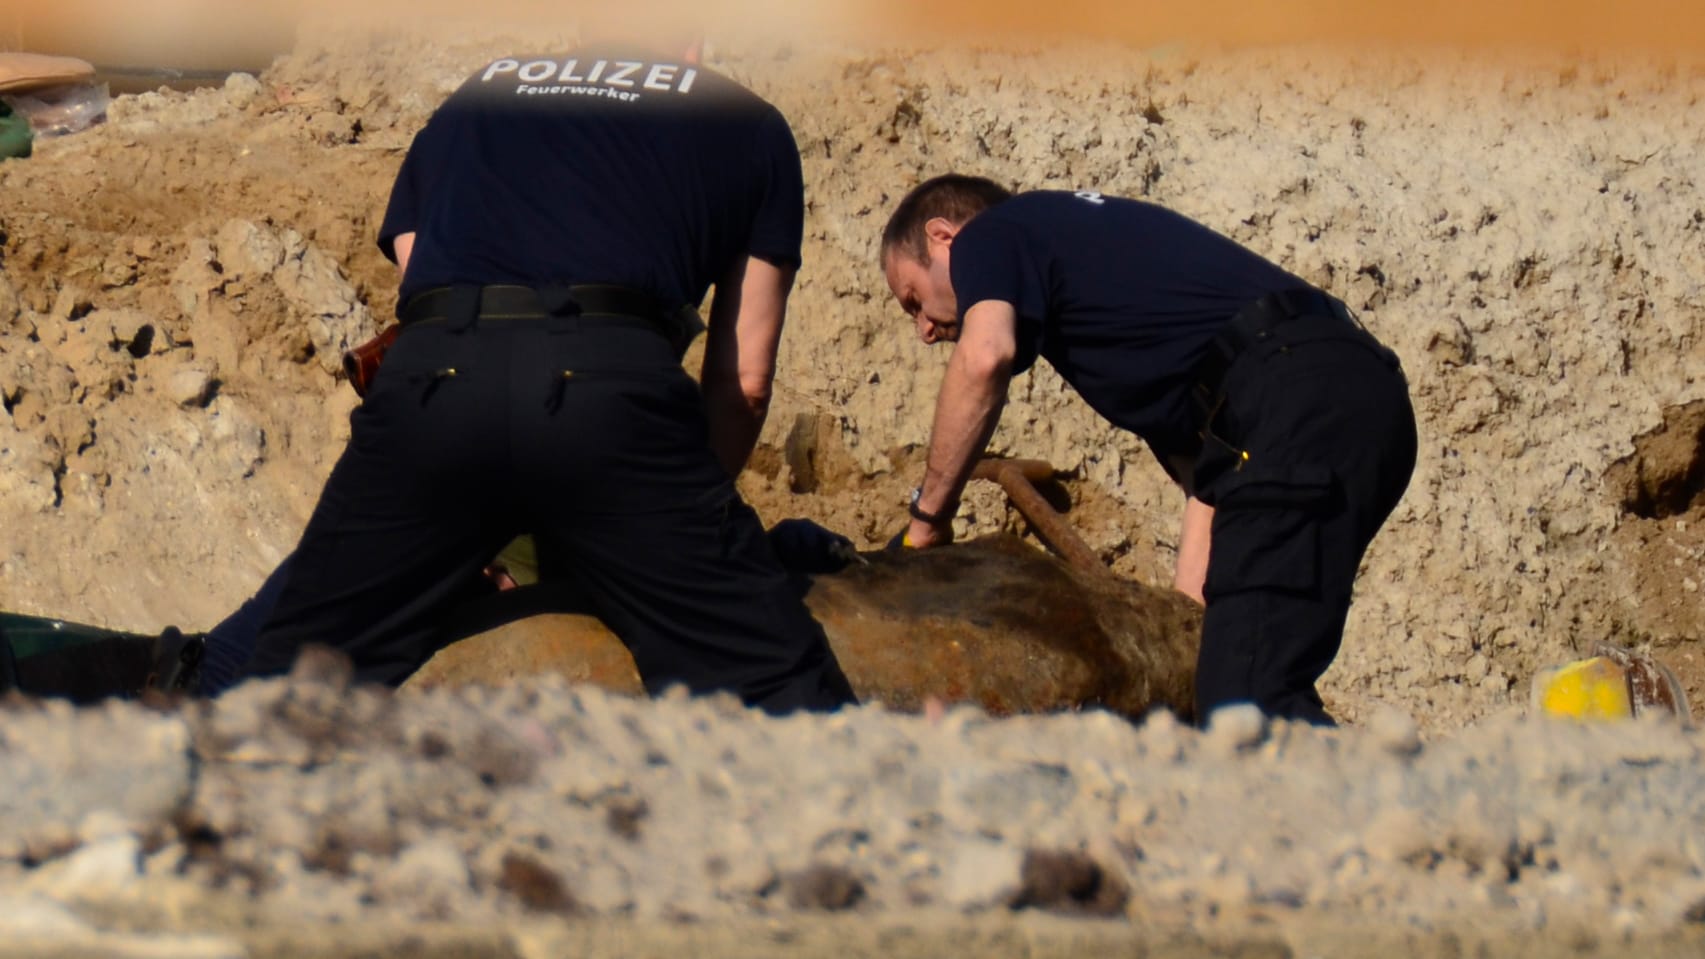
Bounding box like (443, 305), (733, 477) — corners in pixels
(881, 174), (1415, 725)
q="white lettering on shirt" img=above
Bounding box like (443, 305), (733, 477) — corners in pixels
(514, 84), (641, 102)
(482, 59), (520, 82)
(605, 61), (643, 88)
(643, 63), (679, 91)
(1074, 190), (1106, 205)
(486, 57), (700, 100)
(518, 60), (556, 82)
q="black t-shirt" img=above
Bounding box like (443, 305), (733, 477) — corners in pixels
(949, 191), (1307, 458)
(379, 49), (805, 311)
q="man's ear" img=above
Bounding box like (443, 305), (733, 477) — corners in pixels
(923, 216), (961, 248)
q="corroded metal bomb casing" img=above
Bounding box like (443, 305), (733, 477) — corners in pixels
(408, 535), (1203, 722)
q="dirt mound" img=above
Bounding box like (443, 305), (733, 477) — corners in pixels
(4, 673), (1705, 951)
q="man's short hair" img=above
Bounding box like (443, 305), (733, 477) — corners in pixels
(881, 174), (1013, 264)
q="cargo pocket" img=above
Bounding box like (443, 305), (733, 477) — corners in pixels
(1201, 462), (1337, 600)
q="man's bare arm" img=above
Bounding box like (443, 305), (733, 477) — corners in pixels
(1174, 495), (1213, 604)
(391, 232), (416, 277)
(905, 299), (1018, 548)
(701, 255), (793, 477)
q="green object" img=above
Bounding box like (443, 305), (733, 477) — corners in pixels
(0, 100), (32, 160)
(494, 535), (540, 586)
(0, 610), (164, 701)
(1, 611), (130, 659)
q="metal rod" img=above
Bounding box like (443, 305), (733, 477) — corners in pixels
(971, 458), (1105, 575)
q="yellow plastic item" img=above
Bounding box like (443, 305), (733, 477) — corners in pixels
(1530, 643), (1690, 725)
(1534, 656), (1635, 720)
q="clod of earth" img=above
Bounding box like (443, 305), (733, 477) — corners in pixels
(407, 535), (1204, 722)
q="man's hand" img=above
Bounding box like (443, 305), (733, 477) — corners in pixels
(896, 515), (954, 550)
(891, 484), (956, 550)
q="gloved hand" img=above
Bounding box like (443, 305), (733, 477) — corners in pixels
(767, 518), (864, 574)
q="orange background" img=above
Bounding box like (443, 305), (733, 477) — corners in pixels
(3, 0), (1702, 69)
(859, 0), (1705, 53)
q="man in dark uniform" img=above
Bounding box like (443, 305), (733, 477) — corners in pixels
(881, 174), (1416, 726)
(239, 37), (856, 713)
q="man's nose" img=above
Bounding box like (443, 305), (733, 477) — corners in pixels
(915, 313), (933, 343)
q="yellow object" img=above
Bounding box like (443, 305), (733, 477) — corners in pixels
(1533, 656), (1634, 720)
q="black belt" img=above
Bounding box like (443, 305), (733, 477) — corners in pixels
(400, 284), (678, 332)
(1190, 288), (1360, 408)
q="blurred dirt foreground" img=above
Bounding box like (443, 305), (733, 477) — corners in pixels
(1, 11), (1704, 956)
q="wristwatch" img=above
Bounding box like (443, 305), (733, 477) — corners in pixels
(908, 486), (957, 525)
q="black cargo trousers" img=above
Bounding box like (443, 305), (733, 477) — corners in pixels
(1189, 290), (1418, 726)
(243, 285), (857, 714)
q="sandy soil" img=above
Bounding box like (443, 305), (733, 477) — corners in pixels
(1, 18), (1703, 951)
(4, 668), (1705, 955)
